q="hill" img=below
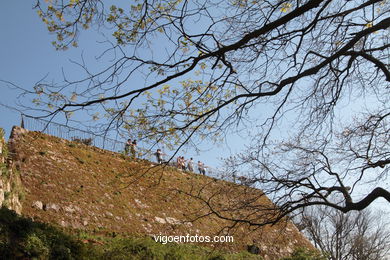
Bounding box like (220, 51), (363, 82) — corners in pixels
(1, 126), (314, 259)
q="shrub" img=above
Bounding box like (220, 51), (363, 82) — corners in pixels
(0, 207), (86, 259)
(1, 164), (9, 177)
(0, 207), (276, 260)
(281, 248), (326, 260)
(71, 137), (93, 146)
(3, 191), (11, 200)
(50, 244), (73, 260)
(24, 234), (50, 258)
(18, 190), (25, 201)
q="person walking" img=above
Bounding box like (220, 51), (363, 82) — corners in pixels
(187, 158), (194, 172)
(197, 161), (204, 175)
(155, 149), (164, 164)
(130, 139), (137, 159)
(202, 164), (207, 175)
(124, 139), (132, 156)
(181, 156), (186, 171)
(177, 156), (182, 170)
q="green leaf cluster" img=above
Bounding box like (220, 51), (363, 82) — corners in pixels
(36, 0), (95, 50)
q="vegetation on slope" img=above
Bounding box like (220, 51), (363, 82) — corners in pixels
(8, 128), (314, 259)
(0, 207), (325, 260)
(1, 207), (248, 260)
(0, 207), (84, 259)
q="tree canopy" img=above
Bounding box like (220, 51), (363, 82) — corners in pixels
(25, 0), (390, 224)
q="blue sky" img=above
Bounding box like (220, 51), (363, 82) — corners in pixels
(0, 1), (242, 170)
(1, 1), (43, 135)
(0, 1), (79, 137)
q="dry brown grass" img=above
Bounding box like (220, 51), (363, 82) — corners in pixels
(11, 129), (314, 259)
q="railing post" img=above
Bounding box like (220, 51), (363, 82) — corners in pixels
(20, 114), (25, 128)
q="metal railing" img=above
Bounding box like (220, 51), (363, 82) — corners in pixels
(20, 114), (228, 180)
(22, 115), (124, 150)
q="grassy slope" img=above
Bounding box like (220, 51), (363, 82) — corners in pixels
(10, 129), (314, 260)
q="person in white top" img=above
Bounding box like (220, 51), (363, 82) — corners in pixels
(155, 149), (164, 164)
(187, 158), (194, 172)
(198, 161), (205, 175)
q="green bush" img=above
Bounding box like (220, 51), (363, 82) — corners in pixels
(3, 191), (11, 200)
(0, 207), (86, 259)
(1, 164), (9, 177)
(0, 207), (313, 260)
(50, 244), (73, 260)
(281, 248), (326, 260)
(101, 237), (189, 260)
(24, 233), (50, 258)
(0, 240), (12, 259)
(99, 237), (263, 260)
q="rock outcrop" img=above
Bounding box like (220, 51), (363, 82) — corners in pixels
(0, 128), (23, 214)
